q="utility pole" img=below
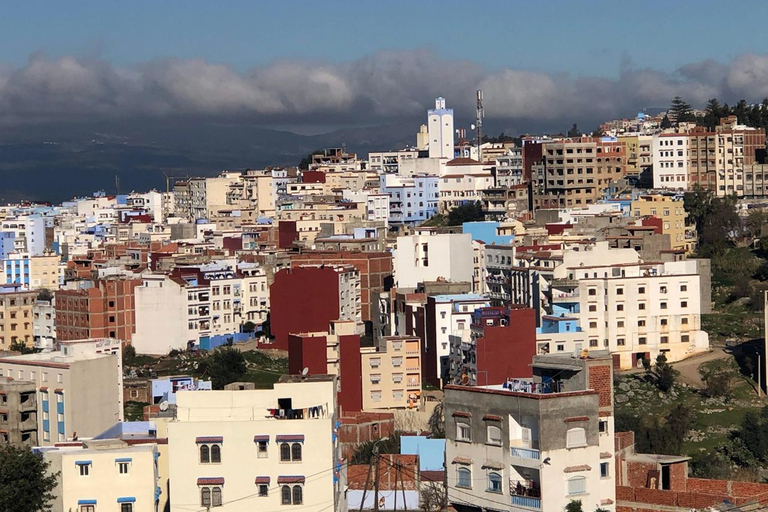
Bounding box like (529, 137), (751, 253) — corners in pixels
(359, 452), (374, 512)
(476, 90), (484, 164)
(373, 445), (380, 512)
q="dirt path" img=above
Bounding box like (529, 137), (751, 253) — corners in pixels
(671, 347), (729, 387)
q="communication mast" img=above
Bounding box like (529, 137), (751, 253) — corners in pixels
(476, 90), (484, 163)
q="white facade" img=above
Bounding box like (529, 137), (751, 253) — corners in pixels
(652, 134), (689, 190)
(432, 294), (490, 382)
(168, 377), (345, 512)
(33, 299), (56, 350)
(428, 97), (455, 159)
(40, 441), (159, 512)
(393, 232), (474, 289)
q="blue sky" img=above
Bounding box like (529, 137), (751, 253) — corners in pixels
(3, 0), (767, 77)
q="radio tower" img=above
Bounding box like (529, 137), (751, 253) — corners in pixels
(476, 90), (484, 163)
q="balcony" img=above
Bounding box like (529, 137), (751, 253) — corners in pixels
(511, 481), (541, 510)
(511, 495), (541, 510)
(510, 447), (540, 460)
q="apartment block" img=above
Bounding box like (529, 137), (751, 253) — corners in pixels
(0, 377), (38, 447)
(0, 286), (37, 350)
(534, 138), (627, 209)
(393, 231), (474, 289)
(39, 440), (159, 512)
(271, 265), (362, 350)
(631, 195), (691, 252)
(361, 336), (421, 410)
(55, 277), (141, 342)
(0, 338), (123, 444)
(168, 375), (345, 512)
(445, 352), (616, 512)
(379, 173), (439, 224)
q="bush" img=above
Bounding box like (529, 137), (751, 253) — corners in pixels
(699, 359), (741, 398)
(199, 346), (247, 389)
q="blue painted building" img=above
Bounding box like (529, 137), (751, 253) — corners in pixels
(462, 221), (514, 245)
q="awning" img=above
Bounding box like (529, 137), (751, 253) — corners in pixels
(197, 477), (225, 485)
(253, 435), (270, 442)
(482, 461), (504, 470)
(115, 458), (132, 463)
(452, 457), (472, 465)
(117, 497), (136, 503)
(75, 460), (92, 465)
(530, 362), (582, 372)
(451, 411), (471, 418)
(195, 436), (223, 443)
(483, 415), (502, 422)
(78, 500), (97, 505)
(276, 434), (304, 443)
(254, 476), (271, 484)
(278, 476), (305, 484)
(564, 465), (592, 473)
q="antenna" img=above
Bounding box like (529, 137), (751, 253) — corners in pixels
(159, 401), (169, 411)
(115, 175), (121, 196)
(301, 367), (309, 377)
(476, 89), (484, 163)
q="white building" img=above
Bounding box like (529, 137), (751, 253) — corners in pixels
(0, 338), (123, 444)
(445, 352), (616, 512)
(168, 375), (345, 512)
(430, 294), (490, 383)
(393, 231), (474, 289)
(428, 97), (455, 159)
(33, 298), (56, 350)
(652, 134), (689, 190)
(38, 440), (159, 512)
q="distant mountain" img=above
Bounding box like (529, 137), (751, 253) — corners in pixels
(0, 119), (416, 203)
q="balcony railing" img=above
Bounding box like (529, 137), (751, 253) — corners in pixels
(510, 447), (540, 460)
(511, 495), (541, 509)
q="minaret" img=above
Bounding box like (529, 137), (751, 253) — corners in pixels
(427, 97), (455, 159)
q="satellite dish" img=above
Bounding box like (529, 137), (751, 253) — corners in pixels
(159, 401), (169, 411)
(470, 124), (476, 130)
(301, 367), (309, 377)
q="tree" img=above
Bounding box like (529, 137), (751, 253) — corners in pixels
(242, 321), (256, 333)
(734, 407), (768, 463)
(446, 201), (484, 226)
(700, 359), (741, 398)
(350, 432), (401, 465)
(123, 344), (137, 365)
(9, 341), (36, 355)
(200, 345), (247, 389)
(660, 114), (672, 129)
(648, 354), (678, 393)
(669, 96), (695, 124)
(420, 481), (447, 512)
(427, 402), (445, 439)
(0, 445), (59, 512)
(565, 500), (584, 512)
(746, 208), (768, 238)
(36, 288), (54, 302)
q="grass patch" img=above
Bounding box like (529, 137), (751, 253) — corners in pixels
(124, 401), (149, 421)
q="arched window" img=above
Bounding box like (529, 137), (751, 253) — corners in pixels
(488, 472), (502, 493)
(200, 487), (211, 506)
(211, 444), (221, 463)
(200, 444), (210, 464)
(568, 476), (586, 496)
(457, 467), (471, 488)
(282, 486), (292, 505)
(280, 443), (291, 462)
(212, 486), (222, 507)
(291, 443), (302, 461)
(292, 485), (303, 505)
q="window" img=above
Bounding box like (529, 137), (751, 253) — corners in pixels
(588, 288), (596, 296)
(282, 486), (292, 505)
(681, 301), (688, 308)
(588, 305), (597, 312)
(681, 335), (690, 343)
(118, 462), (130, 474)
(291, 443), (302, 461)
(80, 506), (95, 512)
(638, 286), (645, 294)
(598, 419), (608, 433)
(259, 485), (269, 497)
(682, 317), (689, 325)
(457, 467), (471, 488)
(292, 485), (303, 505)
(639, 337), (647, 345)
(212, 487), (222, 507)
(639, 303), (645, 310)
(120, 504), (133, 512)
(566, 428), (587, 448)
(257, 441), (268, 458)
(486, 425), (501, 445)
(617, 338), (625, 346)
(568, 476), (587, 496)
(660, 286), (667, 294)
(600, 462), (610, 478)
(661, 336), (669, 344)
(488, 472), (502, 493)
(660, 318), (668, 326)
(211, 444), (221, 463)
(616, 304), (624, 312)
(589, 321), (597, 329)
(617, 320), (624, 328)
(638, 320), (646, 327)
(616, 288), (623, 295)
(680, 284), (687, 292)
(79, 464), (90, 476)
(660, 302), (667, 310)
(457, 422), (471, 441)
(281, 443), (291, 461)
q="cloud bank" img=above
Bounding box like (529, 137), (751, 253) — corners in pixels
(2, 49), (768, 130)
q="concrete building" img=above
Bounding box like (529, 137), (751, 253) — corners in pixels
(0, 285), (37, 350)
(631, 195), (691, 252)
(445, 352), (616, 512)
(379, 174), (439, 224)
(361, 336), (421, 410)
(271, 265), (362, 350)
(652, 133), (690, 190)
(167, 375), (345, 512)
(38, 440), (159, 512)
(552, 260), (709, 369)
(448, 307), (537, 386)
(393, 231), (474, 289)
(0, 377), (38, 446)
(33, 298), (56, 350)
(428, 97), (455, 159)
(0, 338), (123, 444)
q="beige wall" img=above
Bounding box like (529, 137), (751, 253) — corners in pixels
(361, 337), (421, 410)
(631, 195), (690, 252)
(0, 291), (36, 349)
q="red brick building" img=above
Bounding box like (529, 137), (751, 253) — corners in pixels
(55, 277), (142, 342)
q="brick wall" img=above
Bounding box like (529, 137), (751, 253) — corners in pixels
(588, 362), (613, 409)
